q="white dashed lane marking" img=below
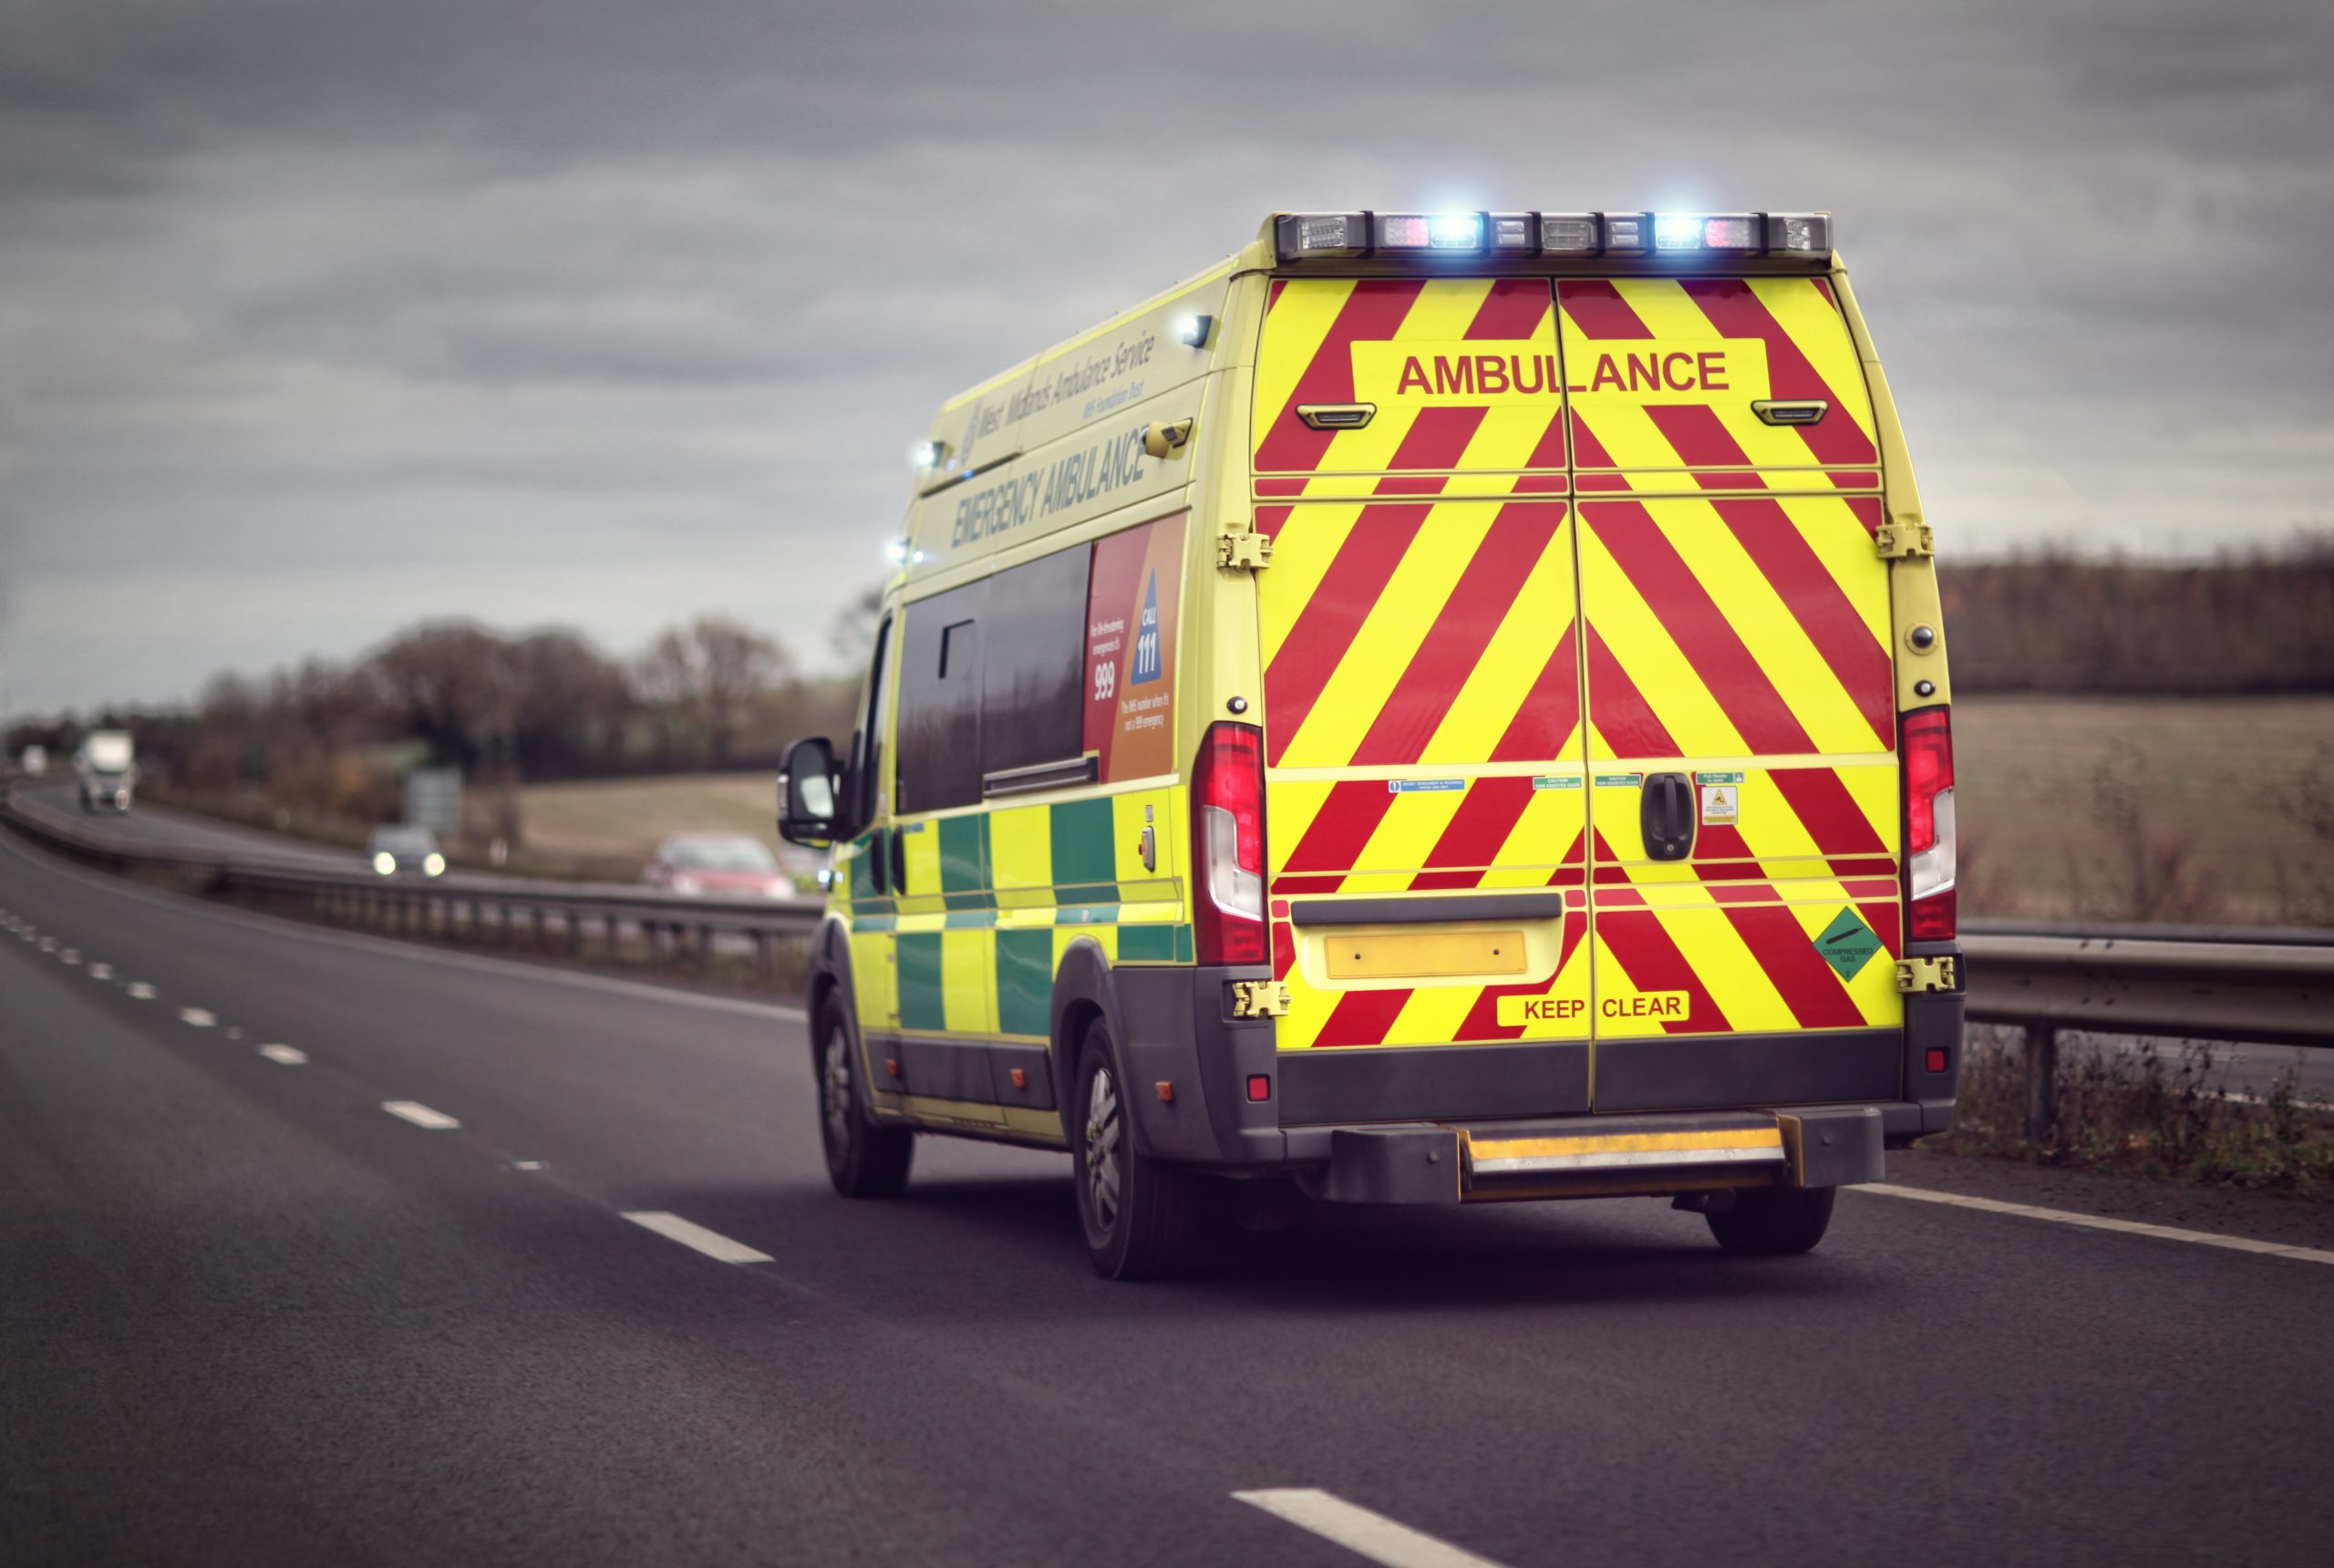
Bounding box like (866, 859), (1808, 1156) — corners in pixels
(1857, 1183), (2334, 1266)
(1234, 1489), (1511, 1568)
(88, 963), (112, 980)
(179, 1008), (217, 1028)
(60, 950), (79, 965)
(621, 1212), (775, 1265)
(37, 936), (55, 952)
(381, 1100), (461, 1130)
(125, 982), (155, 1000)
(258, 1045), (307, 1066)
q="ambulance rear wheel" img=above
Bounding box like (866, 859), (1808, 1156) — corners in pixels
(1707, 1185), (1835, 1255)
(815, 998), (913, 1199)
(1071, 1021), (1204, 1281)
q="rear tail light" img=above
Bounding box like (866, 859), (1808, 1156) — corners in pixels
(1902, 706), (1957, 942)
(1192, 722), (1267, 965)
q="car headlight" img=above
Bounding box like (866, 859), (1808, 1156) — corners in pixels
(672, 874), (703, 896)
(423, 854), (445, 877)
(373, 851), (396, 875)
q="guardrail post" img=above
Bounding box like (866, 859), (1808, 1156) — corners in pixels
(754, 931), (774, 979)
(2023, 1023), (2058, 1141)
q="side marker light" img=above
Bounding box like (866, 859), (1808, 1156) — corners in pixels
(1246, 1075), (1272, 1103)
(1155, 1080), (1175, 1105)
(1926, 1047), (1948, 1074)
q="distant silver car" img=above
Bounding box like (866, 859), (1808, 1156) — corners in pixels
(367, 825), (446, 878)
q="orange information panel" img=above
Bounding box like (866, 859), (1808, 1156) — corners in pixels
(1083, 512), (1185, 782)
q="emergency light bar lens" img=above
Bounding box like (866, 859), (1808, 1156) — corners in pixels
(1428, 212), (1483, 249)
(1604, 212), (1649, 253)
(1701, 214), (1759, 251)
(1540, 213), (1598, 254)
(1489, 212), (1534, 250)
(1768, 212), (1833, 253)
(1275, 212), (1369, 259)
(1654, 213), (1701, 251)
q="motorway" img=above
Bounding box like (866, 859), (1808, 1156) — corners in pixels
(5, 817), (2334, 1565)
(9, 779), (358, 869)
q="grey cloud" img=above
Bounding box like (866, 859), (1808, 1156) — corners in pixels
(4, 0), (2331, 717)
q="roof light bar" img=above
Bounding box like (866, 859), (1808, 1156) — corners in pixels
(1273, 211), (1834, 263)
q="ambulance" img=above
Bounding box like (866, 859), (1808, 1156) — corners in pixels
(780, 210), (1963, 1278)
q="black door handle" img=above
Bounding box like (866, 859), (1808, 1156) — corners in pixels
(1641, 772), (1695, 861)
(865, 830), (890, 896)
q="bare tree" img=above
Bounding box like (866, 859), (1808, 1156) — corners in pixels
(364, 621), (522, 771)
(828, 583), (885, 667)
(635, 615), (790, 767)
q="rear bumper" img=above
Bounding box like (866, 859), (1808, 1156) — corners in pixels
(1112, 953), (1961, 1182)
(1298, 1105), (1887, 1206)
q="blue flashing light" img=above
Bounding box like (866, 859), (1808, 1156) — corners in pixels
(1654, 213), (1703, 252)
(1428, 212), (1484, 250)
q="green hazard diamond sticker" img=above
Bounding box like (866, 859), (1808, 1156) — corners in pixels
(1813, 908), (1882, 981)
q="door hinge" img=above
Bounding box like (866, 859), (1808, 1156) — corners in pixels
(1230, 980), (1290, 1018)
(1218, 530), (1275, 571)
(1895, 955), (1958, 994)
(1875, 520), (1935, 560)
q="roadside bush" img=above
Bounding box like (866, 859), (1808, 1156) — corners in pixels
(1937, 1026), (2334, 1197)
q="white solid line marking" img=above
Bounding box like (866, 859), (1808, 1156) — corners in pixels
(1858, 1183), (2334, 1267)
(125, 981), (155, 1000)
(381, 1099), (461, 1130)
(88, 963), (112, 980)
(620, 1211), (775, 1265)
(179, 1007), (217, 1028)
(1234, 1491), (1509, 1568)
(258, 1044), (307, 1065)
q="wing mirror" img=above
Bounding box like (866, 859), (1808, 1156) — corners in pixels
(778, 737), (843, 847)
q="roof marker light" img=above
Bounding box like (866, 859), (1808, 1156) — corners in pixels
(885, 540), (909, 563)
(911, 439), (949, 469)
(1175, 314), (1214, 348)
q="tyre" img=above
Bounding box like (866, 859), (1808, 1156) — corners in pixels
(814, 997), (913, 1198)
(1069, 1019), (1209, 1280)
(1707, 1185), (1837, 1255)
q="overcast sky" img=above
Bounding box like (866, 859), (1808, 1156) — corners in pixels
(2, 0), (2328, 718)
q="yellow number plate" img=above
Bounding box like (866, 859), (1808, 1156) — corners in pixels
(1324, 929), (1527, 980)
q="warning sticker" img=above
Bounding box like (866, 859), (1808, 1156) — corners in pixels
(1699, 784), (1740, 826)
(1813, 908), (1882, 981)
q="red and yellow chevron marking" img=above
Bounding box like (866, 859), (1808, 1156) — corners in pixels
(1253, 278), (1568, 496)
(1591, 869), (1904, 1038)
(1272, 892), (1594, 1051)
(1579, 497), (1894, 759)
(1257, 500), (1581, 773)
(1557, 277), (1878, 493)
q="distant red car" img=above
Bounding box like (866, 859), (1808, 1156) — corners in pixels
(642, 832), (793, 898)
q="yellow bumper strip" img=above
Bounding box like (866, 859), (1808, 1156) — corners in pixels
(1466, 1125), (1784, 1176)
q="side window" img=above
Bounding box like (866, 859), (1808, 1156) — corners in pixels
(980, 547), (1091, 779)
(895, 580), (986, 813)
(845, 615), (893, 836)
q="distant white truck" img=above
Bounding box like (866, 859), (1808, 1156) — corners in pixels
(76, 730), (137, 813)
(17, 744), (46, 777)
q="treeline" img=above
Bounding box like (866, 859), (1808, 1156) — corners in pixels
(1939, 540), (2334, 694)
(6, 614), (861, 825)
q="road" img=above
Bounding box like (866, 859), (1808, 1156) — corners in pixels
(10, 778), (359, 869)
(4, 825), (2332, 1567)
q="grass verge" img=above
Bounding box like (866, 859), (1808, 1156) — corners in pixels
(1928, 1025), (2334, 1199)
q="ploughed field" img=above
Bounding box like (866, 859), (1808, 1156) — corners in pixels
(513, 696), (2334, 927)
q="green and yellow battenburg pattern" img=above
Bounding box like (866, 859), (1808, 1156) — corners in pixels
(845, 784), (1188, 1040)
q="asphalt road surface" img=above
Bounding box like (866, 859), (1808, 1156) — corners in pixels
(11, 779), (359, 869)
(4, 825), (2331, 1568)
